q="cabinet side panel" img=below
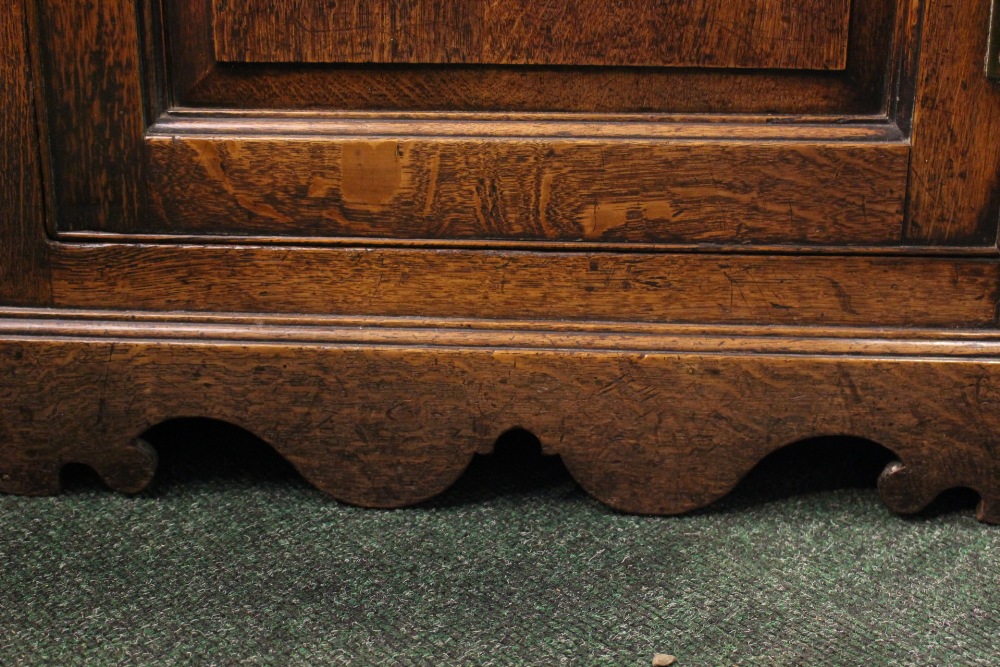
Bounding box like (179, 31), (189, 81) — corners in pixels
(35, 0), (146, 232)
(906, 0), (1000, 244)
(0, 0), (50, 304)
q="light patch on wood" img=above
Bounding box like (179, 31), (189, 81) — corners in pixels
(339, 141), (405, 209)
(538, 171), (555, 233)
(585, 202), (631, 238)
(641, 200), (681, 222)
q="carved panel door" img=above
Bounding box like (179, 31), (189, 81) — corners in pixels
(35, 0), (993, 252)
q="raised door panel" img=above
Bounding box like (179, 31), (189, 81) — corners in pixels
(213, 0), (852, 69)
(174, 0), (895, 113)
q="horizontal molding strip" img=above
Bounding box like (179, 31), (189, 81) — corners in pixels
(151, 114), (905, 141)
(5, 309), (1000, 358)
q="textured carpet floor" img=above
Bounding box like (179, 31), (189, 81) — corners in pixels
(1, 420), (997, 666)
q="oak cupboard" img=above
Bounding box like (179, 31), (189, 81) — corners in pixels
(3, 0), (1000, 522)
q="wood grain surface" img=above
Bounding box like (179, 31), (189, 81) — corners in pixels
(906, 0), (1000, 244)
(35, 0), (147, 233)
(6, 0), (1000, 530)
(35, 0), (908, 245)
(212, 0), (851, 70)
(47, 247), (1000, 327)
(172, 0), (899, 113)
(137, 132), (908, 245)
(0, 0), (50, 304)
(2, 314), (998, 523)
(40, 0), (907, 243)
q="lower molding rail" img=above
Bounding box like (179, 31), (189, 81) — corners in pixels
(1, 309), (998, 523)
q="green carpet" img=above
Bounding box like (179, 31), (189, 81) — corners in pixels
(1, 420), (997, 666)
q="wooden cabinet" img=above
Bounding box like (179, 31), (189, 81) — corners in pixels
(3, 0), (1000, 521)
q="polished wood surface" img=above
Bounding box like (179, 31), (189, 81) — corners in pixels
(37, 0), (910, 244)
(213, 0), (851, 69)
(4, 0), (1000, 522)
(906, 0), (1000, 244)
(138, 131), (907, 244)
(0, 0), (50, 304)
(46, 248), (1000, 327)
(172, 0), (899, 113)
(35, 0), (147, 233)
(1, 311), (998, 523)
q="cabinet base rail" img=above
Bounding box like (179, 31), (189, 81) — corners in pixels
(1, 309), (997, 524)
